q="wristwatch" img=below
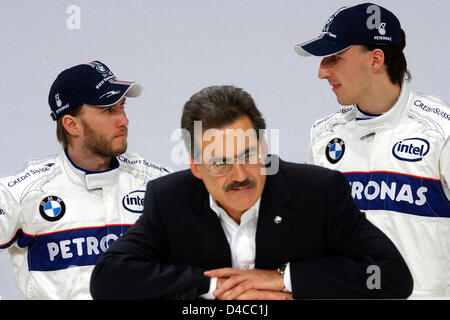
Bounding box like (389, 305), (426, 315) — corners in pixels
(277, 263), (288, 276)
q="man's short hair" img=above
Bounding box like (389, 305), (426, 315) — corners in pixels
(362, 29), (411, 85)
(56, 105), (82, 149)
(181, 85), (266, 159)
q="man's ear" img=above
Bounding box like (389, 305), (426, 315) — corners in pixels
(62, 114), (80, 137)
(189, 157), (202, 179)
(371, 48), (385, 73)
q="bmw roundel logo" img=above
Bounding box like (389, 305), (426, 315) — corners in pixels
(325, 138), (345, 164)
(95, 65), (108, 73)
(323, 15), (335, 32)
(39, 196), (66, 222)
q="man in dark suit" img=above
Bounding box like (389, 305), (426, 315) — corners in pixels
(90, 85), (413, 299)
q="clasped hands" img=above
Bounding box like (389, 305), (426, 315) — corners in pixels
(203, 267), (294, 300)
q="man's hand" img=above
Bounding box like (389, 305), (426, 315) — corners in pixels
(225, 288), (293, 300)
(204, 268), (291, 300)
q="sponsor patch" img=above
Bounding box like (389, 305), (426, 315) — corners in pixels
(20, 225), (132, 271)
(122, 190), (145, 213)
(344, 171), (450, 217)
(95, 64), (108, 73)
(39, 196), (66, 222)
(325, 138), (345, 164)
(323, 15), (335, 32)
(392, 138), (430, 162)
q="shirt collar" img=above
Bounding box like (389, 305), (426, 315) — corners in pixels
(209, 194), (261, 226)
(355, 105), (382, 120)
(62, 149), (120, 190)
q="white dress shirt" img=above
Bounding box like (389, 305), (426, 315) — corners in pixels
(200, 195), (292, 299)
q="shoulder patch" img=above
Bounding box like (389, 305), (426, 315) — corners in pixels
(117, 153), (172, 182)
(408, 93), (450, 141)
(0, 155), (61, 204)
(311, 106), (356, 143)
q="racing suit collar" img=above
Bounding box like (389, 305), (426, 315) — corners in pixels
(62, 149), (120, 190)
(353, 81), (411, 138)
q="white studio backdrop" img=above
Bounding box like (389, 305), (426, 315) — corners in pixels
(0, 0), (449, 299)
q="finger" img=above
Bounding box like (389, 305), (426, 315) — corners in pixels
(213, 275), (246, 297)
(215, 289), (232, 300)
(236, 289), (294, 300)
(285, 293), (295, 300)
(225, 281), (253, 300)
(204, 267), (241, 278)
(235, 289), (266, 300)
(270, 291), (294, 300)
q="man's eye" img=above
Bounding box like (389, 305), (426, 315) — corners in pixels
(213, 162), (226, 168)
(242, 152), (259, 164)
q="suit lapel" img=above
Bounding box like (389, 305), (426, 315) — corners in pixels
(190, 184), (231, 269)
(255, 157), (295, 269)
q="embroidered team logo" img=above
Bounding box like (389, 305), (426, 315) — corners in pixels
(392, 137), (430, 162)
(323, 15), (335, 32)
(378, 22), (387, 35)
(99, 90), (121, 99)
(39, 196), (66, 222)
(55, 93), (62, 107)
(95, 64), (108, 73)
(325, 138), (345, 164)
(122, 190), (145, 213)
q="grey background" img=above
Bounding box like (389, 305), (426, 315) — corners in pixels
(0, 0), (448, 299)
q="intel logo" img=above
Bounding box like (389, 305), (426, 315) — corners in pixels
(392, 138), (430, 162)
(122, 190), (145, 213)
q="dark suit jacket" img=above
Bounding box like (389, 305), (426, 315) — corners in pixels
(90, 156), (413, 299)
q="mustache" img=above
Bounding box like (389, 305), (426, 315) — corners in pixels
(224, 179), (256, 192)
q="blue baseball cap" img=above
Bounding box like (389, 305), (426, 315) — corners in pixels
(295, 3), (402, 57)
(48, 60), (143, 120)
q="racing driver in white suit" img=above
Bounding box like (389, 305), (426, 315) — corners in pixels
(295, 3), (450, 298)
(0, 61), (171, 299)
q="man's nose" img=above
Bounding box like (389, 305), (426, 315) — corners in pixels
(228, 163), (247, 181)
(117, 109), (129, 127)
(318, 58), (332, 79)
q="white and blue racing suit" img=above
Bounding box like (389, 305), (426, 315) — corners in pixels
(306, 81), (450, 298)
(0, 150), (171, 299)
